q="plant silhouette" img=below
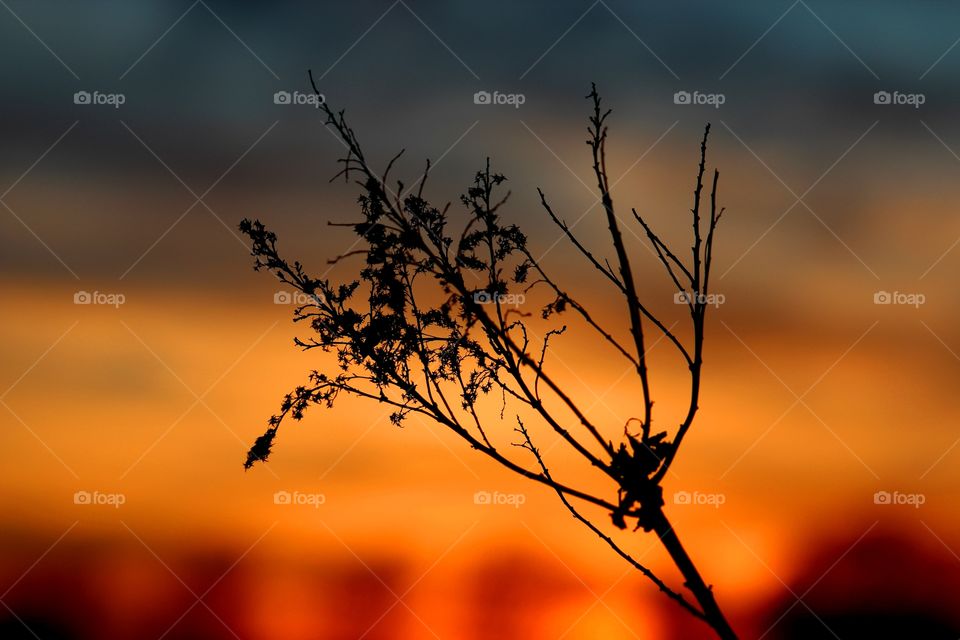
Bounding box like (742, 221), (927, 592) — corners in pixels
(240, 73), (736, 639)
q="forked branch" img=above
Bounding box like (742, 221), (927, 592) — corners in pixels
(239, 76), (735, 639)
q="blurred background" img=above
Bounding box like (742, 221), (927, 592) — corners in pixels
(2, 1), (960, 638)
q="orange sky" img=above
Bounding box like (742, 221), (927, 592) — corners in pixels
(4, 2), (960, 637)
(2, 264), (959, 638)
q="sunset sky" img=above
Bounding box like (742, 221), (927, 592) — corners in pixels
(2, 2), (960, 639)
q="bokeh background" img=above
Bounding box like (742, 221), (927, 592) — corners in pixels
(2, 1), (960, 638)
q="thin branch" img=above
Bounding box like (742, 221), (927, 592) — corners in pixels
(651, 123), (719, 484)
(586, 83), (652, 438)
(521, 253), (640, 369)
(703, 168), (724, 296)
(691, 124), (709, 293)
(514, 418), (707, 622)
(632, 208), (694, 288)
(534, 326), (566, 401)
(538, 189), (625, 292)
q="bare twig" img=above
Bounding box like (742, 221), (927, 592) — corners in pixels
(240, 78), (734, 639)
(514, 418), (708, 622)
